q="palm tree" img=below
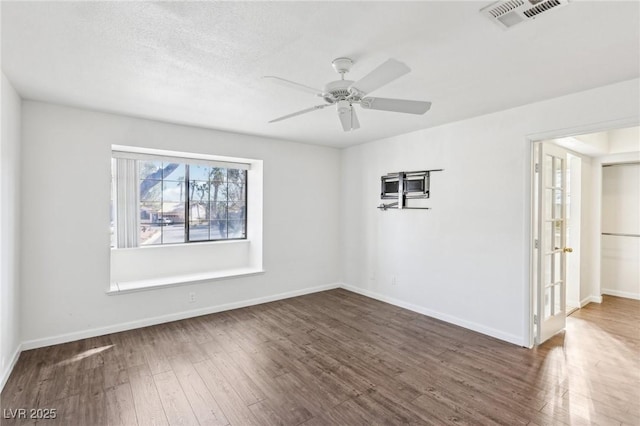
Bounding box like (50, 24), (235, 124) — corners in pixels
(189, 181), (208, 221)
(176, 177), (184, 202)
(209, 167), (226, 217)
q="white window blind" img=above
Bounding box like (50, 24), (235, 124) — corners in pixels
(115, 158), (140, 248)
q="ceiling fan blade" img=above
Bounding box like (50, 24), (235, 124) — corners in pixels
(338, 108), (351, 132)
(338, 104), (360, 132)
(268, 104), (330, 123)
(351, 108), (360, 130)
(349, 59), (410, 96)
(262, 76), (323, 96)
(360, 97), (431, 115)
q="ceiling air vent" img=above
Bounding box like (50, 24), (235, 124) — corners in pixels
(523, 0), (562, 18)
(481, 0), (570, 29)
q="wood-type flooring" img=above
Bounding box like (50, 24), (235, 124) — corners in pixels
(1, 289), (638, 425)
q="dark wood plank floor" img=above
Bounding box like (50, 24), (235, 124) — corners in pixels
(2, 290), (638, 425)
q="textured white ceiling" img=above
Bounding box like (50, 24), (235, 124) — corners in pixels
(2, 1), (639, 147)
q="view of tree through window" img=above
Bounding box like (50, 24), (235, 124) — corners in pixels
(138, 160), (247, 245)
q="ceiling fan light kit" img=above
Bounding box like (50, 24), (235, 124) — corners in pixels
(264, 57), (431, 132)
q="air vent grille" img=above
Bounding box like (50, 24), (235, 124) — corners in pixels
(523, 0), (561, 17)
(481, 0), (569, 29)
(488, 0), (524, 17)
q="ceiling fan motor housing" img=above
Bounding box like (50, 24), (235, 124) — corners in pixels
(324, 80), (359, 104)
(323, 80), (356, 103)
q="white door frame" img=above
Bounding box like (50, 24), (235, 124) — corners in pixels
(525, 116), (639, 348)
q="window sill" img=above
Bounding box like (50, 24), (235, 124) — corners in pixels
(107, 267), (265, 295)
(110, 238), (250, 252)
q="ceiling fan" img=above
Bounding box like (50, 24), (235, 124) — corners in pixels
(263, 57), (431, 132)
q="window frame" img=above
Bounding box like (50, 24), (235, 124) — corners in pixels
(112, 150), (249, 248)
(180, 163), (248, 245)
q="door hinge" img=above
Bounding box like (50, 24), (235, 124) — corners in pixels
(534, 314), (538, 325)
(535, 163), (539, 173)
(535, 239), (539, 249)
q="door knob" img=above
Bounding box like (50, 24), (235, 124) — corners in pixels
(563, 247), (573, 253)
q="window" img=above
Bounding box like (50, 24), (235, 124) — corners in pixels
(111, 151), (248, 248)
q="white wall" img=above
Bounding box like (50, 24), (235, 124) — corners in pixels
(1, 73), (22, 389)
(110, 241), (251, 284)
(341, 79), (640, 346)
(601, 163), (640, 299)
(608, 127), (640, 154)
(20, 101), (341, 347)
(579, 156), (599, 306)
(575, 132), (610, 155)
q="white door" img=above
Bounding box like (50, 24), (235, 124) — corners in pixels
(536, 142), (572, 344)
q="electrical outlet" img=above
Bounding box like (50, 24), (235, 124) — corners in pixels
(391, 276), (397, 286)
(188, 292), (196, 303)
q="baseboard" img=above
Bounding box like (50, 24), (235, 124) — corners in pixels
(21, 282), (340, 350)
(0, 343), (22, 393)
(601, 289), (640, 301)
(566, 299), (581, 309)
(580, 295), (603, 307)
(340, 284), (526, 347)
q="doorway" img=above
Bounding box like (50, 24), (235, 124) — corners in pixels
(601, 162), (640, 299)
(530, 125), (640, 345)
